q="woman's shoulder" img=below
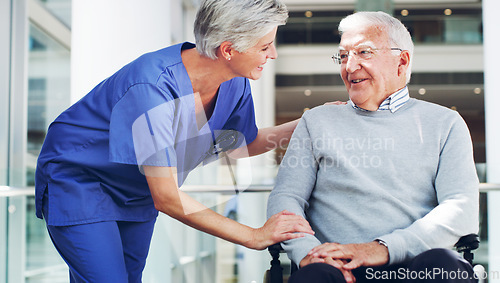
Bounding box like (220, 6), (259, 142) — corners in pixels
(110, 43), (193, 94)
(130, 42), (188, 72)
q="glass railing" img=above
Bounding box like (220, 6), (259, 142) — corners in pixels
(1, 183), (498, 283)
(0, 184), (274, 283)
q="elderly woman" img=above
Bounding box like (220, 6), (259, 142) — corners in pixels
(35, 0), (313, 281)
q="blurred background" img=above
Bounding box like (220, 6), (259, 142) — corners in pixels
(1, 0), (499, 282)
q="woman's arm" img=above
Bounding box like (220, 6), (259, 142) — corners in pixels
(244, 119), (299, 157)
(244, 102), (346, 157)
(144, 165), (314, 250)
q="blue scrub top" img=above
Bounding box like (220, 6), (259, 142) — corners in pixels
(35, 42), (258, 226)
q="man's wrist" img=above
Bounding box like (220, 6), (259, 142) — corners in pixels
(374, 239), (390, 265)
(375, 239), (388, 249)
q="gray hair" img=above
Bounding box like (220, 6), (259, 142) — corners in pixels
(194, 0), (288, 59)
(338, 11), (414, 83)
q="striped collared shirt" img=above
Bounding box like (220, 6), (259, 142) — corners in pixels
(350, 86), (410, 113)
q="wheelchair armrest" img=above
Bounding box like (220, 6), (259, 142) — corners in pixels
(267, 243), (298, 277)
(269, 243), (283, 255)
(268, 243), (284, 283)
(455, 234), (480, 252)
(454, 233), (480, 265)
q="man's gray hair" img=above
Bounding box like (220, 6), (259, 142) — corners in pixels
(194, 0), (288, 59)
(339, 11), (414, 83)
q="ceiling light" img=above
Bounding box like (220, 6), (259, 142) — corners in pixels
(304, 89), (312, 96)
(418, 88), (426, 95)
(401, 10), (409, 16)
(305, 11), (313, 18)
(474, 88), (482, 95)
(444, 9), (452, 16)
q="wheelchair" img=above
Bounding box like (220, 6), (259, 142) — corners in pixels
(264, 234), (482, 283)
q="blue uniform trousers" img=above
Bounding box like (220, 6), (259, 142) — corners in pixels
(46, 219), (156, 283)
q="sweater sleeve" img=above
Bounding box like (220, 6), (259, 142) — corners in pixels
(267, 115), (322, 266)
(378, 112), (479, 264)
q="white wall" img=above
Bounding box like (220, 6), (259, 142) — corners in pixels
(483, 0), (500, 281)
(71, 0), (172, 102)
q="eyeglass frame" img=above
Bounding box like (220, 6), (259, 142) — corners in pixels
(332, 46), (403, 65)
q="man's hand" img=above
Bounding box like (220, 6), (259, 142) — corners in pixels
(300, 254), (356, 283)
(307, 241), (389, 270)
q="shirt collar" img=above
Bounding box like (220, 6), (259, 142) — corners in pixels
(350, 86), (410, 113)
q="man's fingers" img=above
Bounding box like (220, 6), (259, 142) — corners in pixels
(309, 257), (326, 264)
(343, 258), (362, 270)
(324, 257), (343, 269)
(324, 258), (356, 283)
(308, 242), (341, 256)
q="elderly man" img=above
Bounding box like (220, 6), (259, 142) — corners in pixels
(267, 11), (479, 283)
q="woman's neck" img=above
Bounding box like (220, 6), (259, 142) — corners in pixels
(182, 48), (232, 97)
(182, 48), (228, 125)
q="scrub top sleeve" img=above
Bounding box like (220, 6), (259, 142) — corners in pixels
(109, 83), (177, 167)
(224, 79), (258, 148)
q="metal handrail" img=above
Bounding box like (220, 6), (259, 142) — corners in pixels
(0, 185), (273, 197)
(1, 183), (500, 198)
(479, 183), (500, 192)
(0, 186), (34, 197)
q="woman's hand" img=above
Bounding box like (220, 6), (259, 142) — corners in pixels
(145, 167), (314, 250)
(246, 210), (314, 250)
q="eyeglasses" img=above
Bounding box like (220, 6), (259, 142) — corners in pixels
(332, 46), (403, 65)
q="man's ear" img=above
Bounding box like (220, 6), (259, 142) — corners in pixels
(219, 41), (234, 61)
(398, 50), (410, 77)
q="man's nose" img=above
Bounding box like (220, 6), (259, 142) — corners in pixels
(345, 54), (361, 73)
